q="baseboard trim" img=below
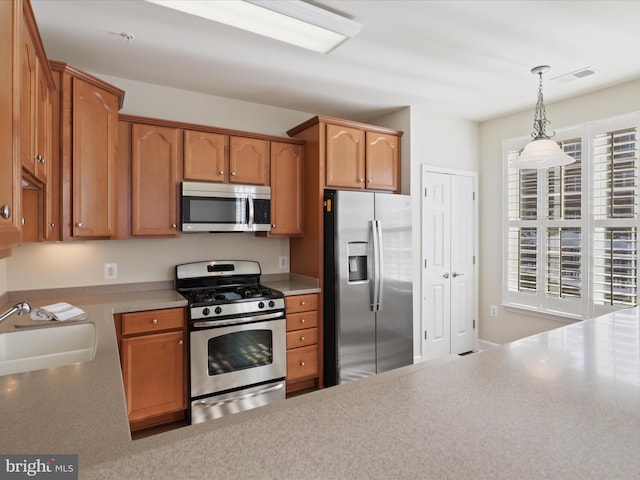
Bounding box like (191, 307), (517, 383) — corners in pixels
(477, 339), (499, 351)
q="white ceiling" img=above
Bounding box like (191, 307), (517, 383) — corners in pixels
(31, 0), (640, 123)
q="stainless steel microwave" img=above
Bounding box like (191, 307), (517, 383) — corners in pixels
(181, 182), (271, 233)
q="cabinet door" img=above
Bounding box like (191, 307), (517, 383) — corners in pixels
(0, 0), (22, 254)
(131, 124), (180, 237)
(121, 331), (186, 422)
(365, 132), (398, 192)
(183, 130), (228, 182)
(229, 136), (269, 185)
(325, 124), (364, 189)
(270, 142), (303, 236)
(34, 57), (52, 185)
(19, 17), (36, 178)
(72, 78), (118, 237)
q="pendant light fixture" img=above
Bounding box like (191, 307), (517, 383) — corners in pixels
(511, 65), (576, 169)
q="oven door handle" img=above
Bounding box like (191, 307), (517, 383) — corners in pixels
(192, 382), (284, 409)
(192, 310), (284, 328)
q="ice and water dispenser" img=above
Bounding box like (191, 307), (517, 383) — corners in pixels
(347, 242), (368, 283)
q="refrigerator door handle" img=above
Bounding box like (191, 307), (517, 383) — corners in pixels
(371, 219), (384, 312)
(376, 219), (384, 310)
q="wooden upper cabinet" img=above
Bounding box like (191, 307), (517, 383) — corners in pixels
(183, 130), (228, 183)
(270, 141), (303, 236)
(325, 124), (365, 189)
(0, 0), (23, 256)
(229, 136), (270, 185)
(20, 13), (52, 186)
(19, 20), (37, 179)
(131, 123), (181, 237)
(71, 78), (119, 238)
(365, 132), (398, 191)
(52, 61), (124, 240)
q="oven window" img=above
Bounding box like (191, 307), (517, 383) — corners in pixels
(207, 330), (273, 375)
(185, 197), (246, 224)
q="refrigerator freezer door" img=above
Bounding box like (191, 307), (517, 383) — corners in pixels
(374, 193), (413, 373)
(335, 190), (377, 383)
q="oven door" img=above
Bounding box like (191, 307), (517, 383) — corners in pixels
(190, 314), (286, 398)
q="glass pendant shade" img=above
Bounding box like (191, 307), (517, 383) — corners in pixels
(510, 138), (575, 169)
(511, 65), (576, 170)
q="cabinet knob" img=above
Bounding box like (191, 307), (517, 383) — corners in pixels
(218, 170), (224, 175)
(49, 222), (55, 228)
(152, 319), (158, 325)
(272, 224), (276, 228)
(231, 172), (236, 176)
(300, 318), (305, 324)
(300, 301), (306, 306)
(171, 223), (177, 228)
(300, 361), (305, 367)
(367, 179), (372, 183)
(178, 339), (184, 345)
(300, 336), (305, 342)
(75, 222), (83, 228)
(0, 204), (10, 220)
(359, 178), (364, 183)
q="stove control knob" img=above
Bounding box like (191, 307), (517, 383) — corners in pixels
(202, 307), (210, 316)
(268, 300), (275, 308)
(258, 302), (265, 309)
(215, 307), (222, 315)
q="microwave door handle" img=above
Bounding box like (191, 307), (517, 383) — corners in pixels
(247, 196), (254, 229)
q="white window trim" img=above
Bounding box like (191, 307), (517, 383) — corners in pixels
(502, 112), (640, 321)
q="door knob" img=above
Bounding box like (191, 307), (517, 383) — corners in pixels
(442, 272), (450, 279)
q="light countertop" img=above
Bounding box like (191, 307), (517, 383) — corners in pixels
(2, 289), (640, 478)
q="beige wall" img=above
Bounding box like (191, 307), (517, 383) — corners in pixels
(479, 78), (640, 344)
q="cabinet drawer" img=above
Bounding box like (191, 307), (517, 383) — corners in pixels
(286, 327), (318, 349)
(287, 345), (318, 382)
(122, 308), (184, 336)
(285, 293), (318, 313)
(286, 311), (318, 331)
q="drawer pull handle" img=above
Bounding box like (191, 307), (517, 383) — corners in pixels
(300, 336), (305, 341)
(300, 361), (305, 367)
(152, 319), (158, 325)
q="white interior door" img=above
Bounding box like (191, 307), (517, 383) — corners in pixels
(449, 174), (475, 355)
(421, 171), (451, 361)
(422, 169), (476, 361)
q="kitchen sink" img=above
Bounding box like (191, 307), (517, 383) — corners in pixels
(0, 322), (96, 376)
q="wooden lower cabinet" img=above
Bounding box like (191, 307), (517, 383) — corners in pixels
(115, 307), (187, 432)
(285, 293), (321, 394)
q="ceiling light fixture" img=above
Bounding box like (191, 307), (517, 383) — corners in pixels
(511, 65), (576, 169)
(145, 0), (362, 54)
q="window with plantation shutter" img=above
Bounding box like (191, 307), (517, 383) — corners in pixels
(503, 114), (640, 319)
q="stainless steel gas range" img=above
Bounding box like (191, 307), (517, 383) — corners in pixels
(176, 260), (286, 425)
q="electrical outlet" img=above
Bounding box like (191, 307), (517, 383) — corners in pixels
(489, 305), (498, 317)
(104, 263), (118, 280)
(279, 256), (288, 269)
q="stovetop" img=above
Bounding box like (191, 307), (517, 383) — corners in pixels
(180, 284), (283, 306)
(175, 260), (285, 321)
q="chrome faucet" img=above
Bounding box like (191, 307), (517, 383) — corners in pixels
(0, 302), (32, 324)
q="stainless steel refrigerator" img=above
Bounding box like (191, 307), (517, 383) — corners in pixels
(323, 189), (413, 386)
